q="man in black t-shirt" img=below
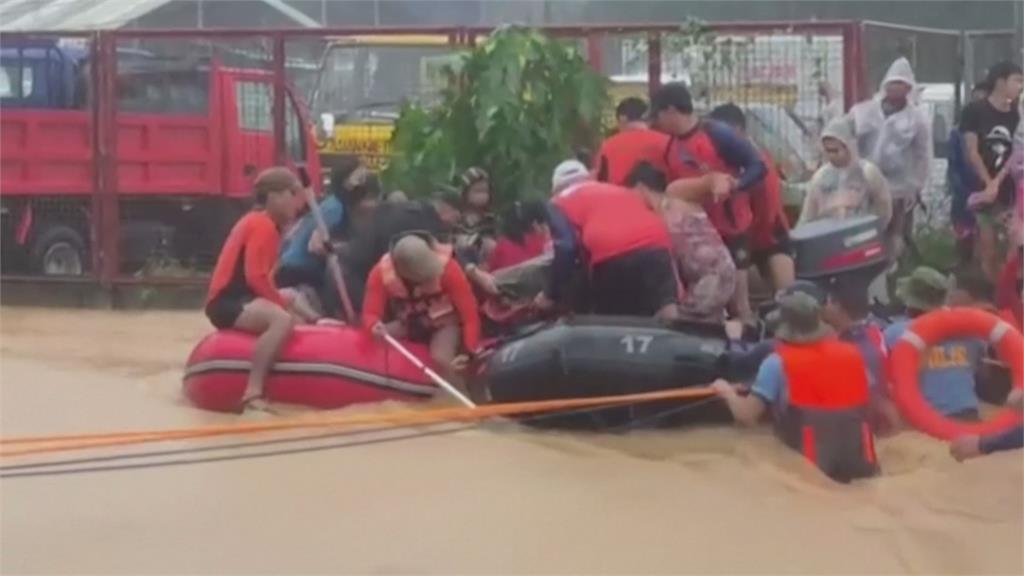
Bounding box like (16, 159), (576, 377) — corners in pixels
(960, 60), (1023, 280)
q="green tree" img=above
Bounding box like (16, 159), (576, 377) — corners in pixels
(383, 26), (609, 204)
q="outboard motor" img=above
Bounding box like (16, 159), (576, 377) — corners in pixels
(789, 215), (887, 280)
(758, 215), (889, 334)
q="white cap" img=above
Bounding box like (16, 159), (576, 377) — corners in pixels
(551, 160), (590, 195)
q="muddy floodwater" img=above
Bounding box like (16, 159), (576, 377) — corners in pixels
(1, 307), (1022, 574)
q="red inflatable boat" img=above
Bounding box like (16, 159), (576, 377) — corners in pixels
(183, 325), (438, 412)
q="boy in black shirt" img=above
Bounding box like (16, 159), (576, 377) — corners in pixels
(961, 61), (1023, 280)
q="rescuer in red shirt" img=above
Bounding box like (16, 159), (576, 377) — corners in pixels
(362, 232), (482, 392)
(652, 83), (767, 323)
(205, 167), (330, 409)
(535, 165), (679, 320)
(594, 97), (671, 186)
(709, 103), (796, 293)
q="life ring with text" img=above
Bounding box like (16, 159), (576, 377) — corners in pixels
(890, 308), (1023, 441)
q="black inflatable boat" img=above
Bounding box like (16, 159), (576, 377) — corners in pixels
(480, 316), (740, 429)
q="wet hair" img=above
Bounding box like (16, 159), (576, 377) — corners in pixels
(986, 60), (1023, 87)
(460, 167), (489, 194)
(384, 189), (409, 203)
(253, 167), (298, 205)
(826, 279), (871, 320)
(625, 161), (668, 193)
(952, 266), (994, 303)
(575, 147), (593, 168)
(431, 187), (463, 210)
(499, 200), (548, 246)
(651, 82), (694, 115)
(616, 97), (649, 122)
(709, 103), (747, 131)
(329, 155), (363, 198)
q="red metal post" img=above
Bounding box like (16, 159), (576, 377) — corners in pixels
(843, 22), (865, 110)
(95, 31), (120, 286)
(272, 33), (287, 165)
(585, 31), (604, 73)
(647, 31), (662, 100)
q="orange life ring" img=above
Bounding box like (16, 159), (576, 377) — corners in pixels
(890, 307), (1023, 441)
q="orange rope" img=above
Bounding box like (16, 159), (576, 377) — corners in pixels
(0, 387), (714, 459)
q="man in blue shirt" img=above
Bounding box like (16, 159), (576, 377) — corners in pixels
(821, 271), (900, 432)
(950, 389), (1024, 460)
(277, 160), (376, 294)
(712, 281), (879, 482)
(884, 266), (985, 420)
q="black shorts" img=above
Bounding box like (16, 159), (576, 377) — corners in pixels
(590, 247), (678, 317)
(275, 265), (322, 289)
(205, 293), (253, 330)
(752, 224), (792, 272)
(723, 233), (752, 270)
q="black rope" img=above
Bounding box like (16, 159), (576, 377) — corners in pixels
(0, 424), (474, 479)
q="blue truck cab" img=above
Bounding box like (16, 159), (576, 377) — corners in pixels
(0, 39), (87, 109)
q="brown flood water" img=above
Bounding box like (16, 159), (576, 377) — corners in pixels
(1, 306), (1022, 574)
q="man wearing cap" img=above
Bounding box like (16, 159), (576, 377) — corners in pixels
(883, 267), (986, 420)
(537, 161), (678, 319)
(712, 283), (879, 483)
(652, 83), (766, 322)
(362, 233), (481, 390)
(551, 159), (592, 198)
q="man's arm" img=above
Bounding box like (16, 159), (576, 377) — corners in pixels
(712, 353), (783, 426)
(543, 203), (579, 301)
(443, 263), (482, 352)
(360, 265), (387, 330)
(244, 221), (288, 308)
(960, 105), (993, 186)
(797, 174), (823, 226)
(666, 173), (717, 203)
(911, 110), (934, 193)
(705, 121), (767, 191)
(865, 163), (894, 229)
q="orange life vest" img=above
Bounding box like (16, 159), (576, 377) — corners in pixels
(776, 338), (879, 483)
(379, 243), (456, 328)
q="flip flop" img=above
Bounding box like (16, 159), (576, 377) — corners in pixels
(239, 395), (279, 416)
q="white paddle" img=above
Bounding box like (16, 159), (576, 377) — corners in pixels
(297, 167), (357, 323)
(382, 332), (477, 408)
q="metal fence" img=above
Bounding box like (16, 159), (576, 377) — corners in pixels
(0, 20), (870, 289)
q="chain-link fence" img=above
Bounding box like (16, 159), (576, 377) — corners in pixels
(593, 22), (854, 213)
(3, 20), (1008, 289)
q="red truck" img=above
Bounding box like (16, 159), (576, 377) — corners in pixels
(0, 39), (321, 276)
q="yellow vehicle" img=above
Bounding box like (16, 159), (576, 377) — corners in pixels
(309, 34), (466, 173)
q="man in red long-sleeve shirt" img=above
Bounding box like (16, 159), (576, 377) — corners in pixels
(206, 167), (326, 409)
(362, 233), (481, 393)
(594, 97), (670, 186)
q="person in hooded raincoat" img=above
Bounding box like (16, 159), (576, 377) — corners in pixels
(798, 118), (893, 228)
(847, 57), (933, 259)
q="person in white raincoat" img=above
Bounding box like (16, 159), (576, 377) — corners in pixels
(799, 118), (893, 228)
(847, 57), (933, 258)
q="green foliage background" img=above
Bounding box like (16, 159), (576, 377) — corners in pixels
(382, 26), (609, 205)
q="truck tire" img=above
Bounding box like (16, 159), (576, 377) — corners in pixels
(30, 223), (88, 276)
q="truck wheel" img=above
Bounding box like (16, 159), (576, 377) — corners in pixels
(30, 224), (88, 276)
